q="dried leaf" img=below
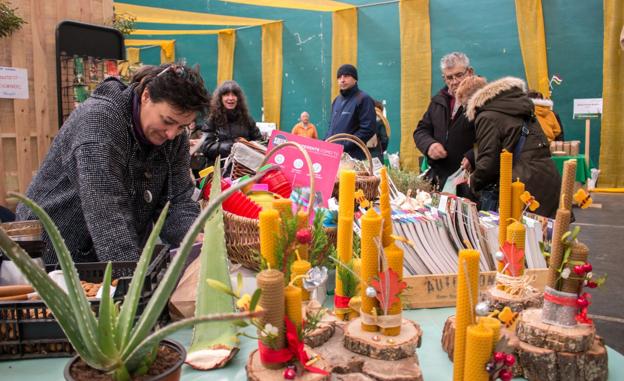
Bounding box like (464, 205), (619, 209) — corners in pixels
(370, 268), (406, 312)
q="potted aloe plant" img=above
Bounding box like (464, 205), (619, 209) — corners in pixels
(0, 168), (271, 381)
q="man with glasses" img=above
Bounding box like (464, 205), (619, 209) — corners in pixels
(413, 52), (476, 197)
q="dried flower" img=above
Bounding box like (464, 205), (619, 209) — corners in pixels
(561, 268), (571, 279)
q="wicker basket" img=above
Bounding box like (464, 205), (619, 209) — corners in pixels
(327, 133), (380, 201)
(225, 139), (267, 180)
(223, 141), (316, 270)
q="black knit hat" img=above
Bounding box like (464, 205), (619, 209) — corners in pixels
(336, 64), (358, 80)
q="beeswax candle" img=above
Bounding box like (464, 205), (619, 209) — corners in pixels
(506, 219), (526, 275)
(360, 208), (382, 332)
(284, 285), (303, 329)
(380, 167), (394, 247)
(478, 316), (501, 349)
(296, 211), (309, 260)
(380, 242), (404, 336)
(257, 269), (286, 368)
(560, 159), (577, 210)
(463, 323), (494, 381)
(452, 249), (481, 381)
(259, 209), (280, 269)
(338, 170), (356, 217)
(498, 150), (513, 271)
(335, 170), (356, 320)
(291, 258), (311, 301)
(511, 178), (525, 222)
(560, 241), (589, 294)
(272, 198), (293, 218)
(546, 208), (571, 288)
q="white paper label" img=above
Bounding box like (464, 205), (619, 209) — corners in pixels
(0, 66), (29, 99)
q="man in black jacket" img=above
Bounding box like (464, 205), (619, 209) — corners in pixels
(326, 64), (376, 160)
(413, 52), (476, 196)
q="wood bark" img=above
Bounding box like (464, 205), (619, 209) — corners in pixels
(343, 318), (422, 360)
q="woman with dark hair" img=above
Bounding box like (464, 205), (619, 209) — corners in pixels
(17, 64), (210, 264)
(198, 80), (262, 164)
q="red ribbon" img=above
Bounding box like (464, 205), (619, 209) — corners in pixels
(257, 318), (329, 375)
(544, 290), (578, 307)
(334, 295), (351, 309)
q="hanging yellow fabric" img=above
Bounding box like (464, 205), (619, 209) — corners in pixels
(115, 2), (271, 26)
(262, 21), (283, 129)
(220, 0), (353, 12)
(131, 29), (225, 35)
(514, 0), (550, 96)
(599, 0), (624, 187)
(217, 29), (236, 85)
(126, 48), (141, 65)
(399, 0), (431, 172)
(125, 39), (176, 64)
(331, 7), (358, 101)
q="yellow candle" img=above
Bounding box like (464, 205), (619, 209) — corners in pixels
(296, 211), (309, 260)
(335, 215), (354, 320)
(498, 150), (513, 271)
(452, 249), (481, 381)
(380, 242), (404, 336)
(272, 198), (292, 218)
(360, 208), (382, 332)
(338, 170), (356, 217)
(478, 316), (501, 350)
(259, 209), (280, 269)
(291, 259), (311, 301)
(257, 269), (286, 369)
(379, 167), (394, 247)
(546, 208), (571, 288)
(506, 220), (526, 275)
(463, 323), (494, 381)
(284, 285), (303, 329)
(511, 178), (525, 222)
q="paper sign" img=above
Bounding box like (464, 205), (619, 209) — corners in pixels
(573, 98), (602, 119)
(266, 131), (343, 208)
(0, 66), (28, 99)
(256, 122), (276, 139)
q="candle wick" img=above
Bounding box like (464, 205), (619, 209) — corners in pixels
(295, 249), (302, 262)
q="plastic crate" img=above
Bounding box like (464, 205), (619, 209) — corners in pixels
(0, 245), (171, 360)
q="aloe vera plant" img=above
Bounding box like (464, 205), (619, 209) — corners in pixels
(0, 167), (272, 380)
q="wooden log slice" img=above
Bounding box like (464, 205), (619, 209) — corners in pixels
(246, 347), (331, 381)
(441, 315), (455, 360)
(483, 285), (543, 312)
(343, 318), (422, 361)
(304, 321), (336, 348)
(516, 308), (595, 353)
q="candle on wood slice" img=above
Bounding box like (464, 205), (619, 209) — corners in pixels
(506, 219), (526, 275)
(380, 242), (404, 336)
(511, 178), (525, 222)
(379, 167), (394, 247)
(259, 208), (280, 269)
(284, 285), (303, 329)
(272, 198), (293, 218)
(463, 323), (494, 381)
(498, 150), (513, 271)
(256, 269), (286, 369)
(546, 208), (571, 288)
(478, 316), (501, 350)
(360, 208), (382, 332)
(291, 258), (311, 301)
(452, 249), (481, 381)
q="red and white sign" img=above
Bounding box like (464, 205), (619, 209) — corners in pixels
(0, 66), (28, 99)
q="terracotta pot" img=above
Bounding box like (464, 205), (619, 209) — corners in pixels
(63, 339), (186, 381)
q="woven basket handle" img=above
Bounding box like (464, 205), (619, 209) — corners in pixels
(259, 141), (316, 212)
(325, 133), (374, 175)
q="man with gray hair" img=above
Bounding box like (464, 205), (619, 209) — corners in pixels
(413, 52), (476, 198)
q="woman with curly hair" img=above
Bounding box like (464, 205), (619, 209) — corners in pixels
(197, 80), (262, 164)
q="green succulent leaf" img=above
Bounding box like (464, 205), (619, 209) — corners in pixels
(97, 262), (120, 361)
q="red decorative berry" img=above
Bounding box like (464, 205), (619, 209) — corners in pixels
(283, 366), (297, 379)
(586, 281), (598, 289)
(582, 263), (593, 273)
(494, 351), (506, 363)
(296, 228), (313, 244)
(573, 265), (585, 275)
(577, 297), (589, 308)
(504, 353), (516, 366)
(499, 368), (513, 381)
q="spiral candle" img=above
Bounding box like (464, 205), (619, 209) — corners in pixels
(360, 208), (382, 332)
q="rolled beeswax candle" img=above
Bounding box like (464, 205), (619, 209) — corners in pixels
(498, 150), (513, 271)
(338, 170), (356, 217)
(546, 208), (571, 288)
(380, 242), (404, 336)
(380, 167), (394, 247)
(291, 259), (311, 301)
(259, 209), (280, 269)
(284, 285), (303, 329)
(511, 178), (525, 222)
(560, 160), (577, 210)
(272, 198), (293, 218)
(560, 241), (589, 294)
(452, 249), (481, 381)
(463, 323), (494, 381)
(506, 220), (526, 275)
(478, 316), (501, 349)
(257, 269), (286, 368)
(360, 208), (382, 332)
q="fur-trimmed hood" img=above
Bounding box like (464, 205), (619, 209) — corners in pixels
(531, 98), (553, 108)
(465, 76), (528, 121)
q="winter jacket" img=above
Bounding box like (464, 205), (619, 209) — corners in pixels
(466, 77), (561, 218)
(16, 78), (200, 264)
(413, 87), (476, 190)
(199, 111), (262, 164)
(531, 98), (562, 143)
(326, 85), (376, 160)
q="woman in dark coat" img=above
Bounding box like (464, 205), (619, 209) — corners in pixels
(198, 80), (262, 164)
(464, 77), (561, 218)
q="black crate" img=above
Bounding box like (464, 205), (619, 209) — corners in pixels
(0, 245), (171, 360)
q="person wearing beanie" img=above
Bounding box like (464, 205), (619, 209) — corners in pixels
(325, 64), (376, 160)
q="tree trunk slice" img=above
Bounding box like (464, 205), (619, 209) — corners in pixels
(305, 321), (336, 348)
(516, 308), (595, 353)
(343, 318), (422, 361)
(246, 347), (331, 381)
(483, 285), (543, 312)
(441, 316), (455, 360)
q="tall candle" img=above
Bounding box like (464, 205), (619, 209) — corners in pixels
(272, 198), (293, 218)
(338, 170), (356, 217)
(478, 316), (501, 350)
(259, 209), (280, 269)
(546, 208), (571, 288)
(506, 220), (526, 275)
(463, 323), (494, 381)
(380, 167), (394, 247)
(335, 170), (356, 320)
(284, 285), (303, 329)
(498, 150), (513, 271)
(560, 159), (577, 210)
(296, 211), (309, 260)
(452, 249), (481, 381)
(511, 178), (525, 222)
(291, 258), (311, 301)
(256, 269), (286, 368)
(380, 242), (404, 336)
(360, 208), (382, 332)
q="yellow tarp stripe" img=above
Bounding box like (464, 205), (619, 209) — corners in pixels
(217, 29), (236, 85)
(115, 2), (272, 26)
(221, 0), (353, 12)
(331, 7), (357, 101)
(126, 47), (140, 65)
(125, 39), (176, 64)
(599, 0), (624, 187)
(400, 0), (430, 172)
(514, 0), (550, 96)
(262, 21), (283, 129)
(131, 29), (225, 35)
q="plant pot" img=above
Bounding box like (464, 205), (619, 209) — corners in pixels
(64, 339), (186, 381)
(541, 286), (578, 327)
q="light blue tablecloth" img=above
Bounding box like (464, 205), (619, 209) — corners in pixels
(1, 307), (622, 380)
